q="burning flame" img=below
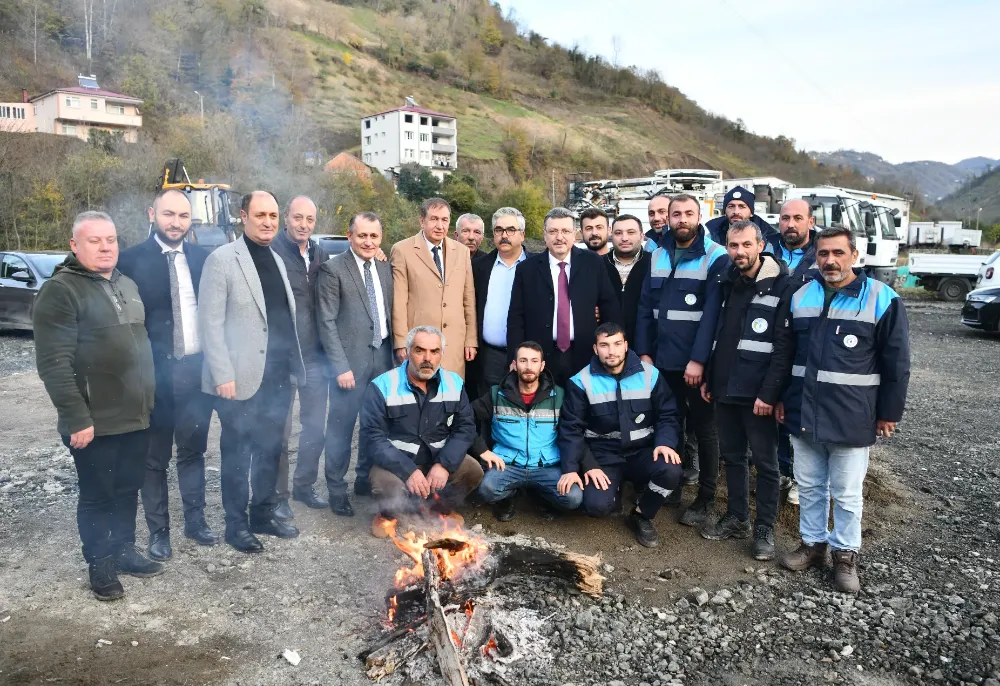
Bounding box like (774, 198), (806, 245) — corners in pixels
(387, 595), (398, 624)
(481, 635), (499, 658)
(383, 516), (489, 589)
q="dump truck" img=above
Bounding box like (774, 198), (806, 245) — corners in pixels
(157, 158), (239, 251)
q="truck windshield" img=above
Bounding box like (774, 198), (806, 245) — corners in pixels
(185, 189), (215, 225)
(877, 211), (898, 240)
(810, 196), (866, 239)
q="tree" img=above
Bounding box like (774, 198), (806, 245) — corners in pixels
(496, 183), (547, 238)
(460, 40), (484, 78)
(82, 0), (95, 64)
(480, 13), (503, 56)
(440, 175), (479, 215)
(397, 163), (440, 203)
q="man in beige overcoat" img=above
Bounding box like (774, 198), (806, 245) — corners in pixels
(390, 197), (478, 377)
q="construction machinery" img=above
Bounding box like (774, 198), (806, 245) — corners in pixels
(157, 158), (239, 250)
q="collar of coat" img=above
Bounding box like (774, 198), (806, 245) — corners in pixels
(586, 349), (645, 380)
(496, 367), (556, 410)
(808, 267), (867, 299)
(657, 225), (711, 258)
(723, 252), (787, 294)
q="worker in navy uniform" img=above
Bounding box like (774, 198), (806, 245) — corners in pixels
(706, 185), (778, 246)
(645, 193), (670, 248)
(634, 193), (730, 527)
(698, 220), (794, 562)
(557, 322), (682, 548)
(777, 227), (910, 594)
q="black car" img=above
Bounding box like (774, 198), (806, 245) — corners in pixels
(961, 286), (1000, 333)
(0, 251), (69, 330)
(313, 234), (351, 257)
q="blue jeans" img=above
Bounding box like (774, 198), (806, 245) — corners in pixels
(791, 435), (869, 552)
(478, 464), (583, 511)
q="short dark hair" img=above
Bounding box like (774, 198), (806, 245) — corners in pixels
(817, 226), (856, 251)
(727, 219), (763, 242)
(153, 187), (190, 207)
(543, 207), (576, 231)
(419, 197), (451, 218)
(241, 190), (278, 215)
(595, 322), (625, 341)
(515, 340), (544, 358)
(612, 214), (643, 231)
(668, 193), (701, 214)
(349, 211), (381, 232)
(580, 207), (608, 223)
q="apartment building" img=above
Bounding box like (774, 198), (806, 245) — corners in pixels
(0, 91), (35, 133)
(31, 75), (143, 143)
(360, 99), (457, 180)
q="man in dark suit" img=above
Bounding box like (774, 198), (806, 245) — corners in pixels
(316, 212), (395, 516)
(471, 207), (530, 397)
(117, 188), (219, 561)
(603, 214), (650, 347)
(507, 207), (622, 387)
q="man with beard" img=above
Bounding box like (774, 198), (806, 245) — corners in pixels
(777, 227), (910, 593)
(602, 214), (650, 346)
(118, 189), (219, 561)
(557, 323), (682, 548)
(645, 193), (670, 247)
(706, 186), (777, 246)
(362, 326), (483, 534)
(698, 221), (794, 561)
(580, 208), (611, 255)
(634, 194), (730, 526)
(454, 213), (486, 261)
(472, 342), (582, 521)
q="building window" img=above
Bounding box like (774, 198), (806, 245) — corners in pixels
(382, 131), (386, 138)
(364, 153), (371, 162)
(420, 117), (428, 125)
(62, 124), (77, 136)
(365, 120), (371, 129)
(405, 131), (414, 140)
(404, 114), (413, 123)
(365, 136), (371, 145)
(107, 104), (125, 115)
(65, 96), (80, 108)
(419, 133), (429, 142)
(90, 99), (99, 110)
(0, 106), (8, 118)
(382, 150), (386, 156)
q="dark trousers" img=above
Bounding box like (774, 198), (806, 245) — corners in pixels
(217, 361), (293, 532)
(716, 402), (780, 528)
(277, 359), (329, 499)
(64, 430), (150, 563)
(324, 341), (394, 497)
(142, 355), (213, 533)
(545, 347), (576, 389)
(778, 424), (794, 477)
(662, 370), (720, 501)
(581, 451), (683, 520)
(478, 344), (510, 394)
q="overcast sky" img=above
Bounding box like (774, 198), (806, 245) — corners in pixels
(497, 0), (1000, 164)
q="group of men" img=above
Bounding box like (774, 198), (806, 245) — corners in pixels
(33, 182), (909, 602)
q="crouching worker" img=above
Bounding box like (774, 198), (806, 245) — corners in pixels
(360, 326), (484, 535)
(471, 341), (582, 521)
(557, 323), (682, 548)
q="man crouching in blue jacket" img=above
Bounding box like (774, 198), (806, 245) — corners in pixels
(557, 322), (682, 548)
(361, 325), (484, 536)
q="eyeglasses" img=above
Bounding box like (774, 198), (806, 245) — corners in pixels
(493, 226), (521, 237)
(545, 228), (575, 237)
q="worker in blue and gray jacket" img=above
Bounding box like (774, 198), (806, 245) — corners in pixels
(776, 227), (910, 595)
(634, 193), (730, 526)
(557, 322), (682, 549)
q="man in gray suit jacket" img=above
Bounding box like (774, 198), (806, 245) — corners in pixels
(199, 191), (305, 553)
(317, 212), (395, 516)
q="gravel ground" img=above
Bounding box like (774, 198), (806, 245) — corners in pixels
(1, 299), (998, 686)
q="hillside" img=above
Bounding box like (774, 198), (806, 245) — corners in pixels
(938, 166), (1000, 225)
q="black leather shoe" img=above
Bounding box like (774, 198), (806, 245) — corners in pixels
(148, 528), (172, 561)
(183, 520), (220, 547)
(293, 488), (328, 509)
(226, 528), (264, 554)
(250, 518), (300, 538)
(273, 500), (295, 522)
(116, 545), (166, 577)
(89, 556), (125, 601)
(329, 494), (355, 517)
(626, 511), (660, 548)
(353, 478), (372, 497)
(493, 498), (516, 522)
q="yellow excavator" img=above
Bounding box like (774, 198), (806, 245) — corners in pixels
(157, 158), (240, 250)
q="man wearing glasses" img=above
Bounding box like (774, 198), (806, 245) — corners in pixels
(471, 208), (532, 395)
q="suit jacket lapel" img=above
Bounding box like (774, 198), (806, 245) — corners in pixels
(377, 259), (392, 326)
(234, 237), (267, 318)
(344, 253), (372, 319)
(414, 234), (444, 282)
(443, 238), (458, 284)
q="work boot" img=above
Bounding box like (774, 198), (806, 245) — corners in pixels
(493, 498), (516, 522)
(832, 549), (861, 594)
(89, 556), (125, 601)
(781, 540), (828, 572)
(273, 500), (295, 522)
(116, 545), (166, 578)
(225, 528), (264, 554)
(293, 487), (328, 509)
(183, 519), (220, 547)
(752, 525), (776, 561)
(329, 494), (355, 517)
(147, 528), (172, 561)
(679, 496), (713, 527)
(354, 478), (372, 497)
(683, 467), (700, 485)
(786, 481), (799, 506)
(250, 517), (299, 539)
(625, 510), (659, 548)
(700, 513), (751, 540)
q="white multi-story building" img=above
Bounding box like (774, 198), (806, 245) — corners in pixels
(360, 99), (457, 181)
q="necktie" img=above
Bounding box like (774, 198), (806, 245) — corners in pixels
(556, 262), (571, 352)
(364, 260), (381, 347)
(166, 251), (185, 358)
(431, 245), (444, 280)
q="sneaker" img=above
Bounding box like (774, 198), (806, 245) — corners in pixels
(493, 498), (516, 522)
(832, 549), (860, 594)
(780, 540), (828, 572)
(700, 513), (751, 540)
(625, 511), (659, 548)
(752, 525), (776, 561)
(786, 481), (799, 506)
(116, 546), (166, 578)
(679, 496), (714, 527)
(89, 556), (125, 601)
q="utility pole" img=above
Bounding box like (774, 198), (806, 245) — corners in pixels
(193, 90), (204, 126)
(551, 169), (556, 205)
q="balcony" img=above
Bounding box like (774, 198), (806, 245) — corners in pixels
(432, 143), (456, 154)
(58, 109), (142, 128)
(432, 125), (456, 136)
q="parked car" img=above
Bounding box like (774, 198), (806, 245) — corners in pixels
(0, 251), (70, 330)
(961, 286), (1000, 333)
(312, 234), (351, 258)
(975, 249), (1000, 290)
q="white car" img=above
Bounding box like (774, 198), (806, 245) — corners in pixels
(976, 249), (1000, 289)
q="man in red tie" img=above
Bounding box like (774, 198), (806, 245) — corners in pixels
(506, 208), (622, 387)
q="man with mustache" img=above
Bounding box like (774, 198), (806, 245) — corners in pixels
(602, 214), (649, 346)
(362, 326), (482, 534)
(706, 186), (778, 246)
(580, 207), (611, 255)
(776, 227), (910, 593)
(634, 194), (730, 526)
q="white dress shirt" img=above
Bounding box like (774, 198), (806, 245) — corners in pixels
(352, 249), (388, 341)
(423, 231), (444, 281)
(548, 251), (574, 342)
(154, 234), (200, 355)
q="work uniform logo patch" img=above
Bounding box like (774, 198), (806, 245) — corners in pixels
(843, 334), (858, 348)
(447, 414), (454, 427)
(751, 318), (768, 334)
(684, 293), (697, 306)
(635, 413), (645, 424)
(732, 191), (742, 199)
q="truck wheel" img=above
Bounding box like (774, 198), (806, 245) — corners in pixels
(937, 278), (969, 301)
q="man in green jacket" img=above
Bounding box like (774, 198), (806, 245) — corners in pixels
(34, 211), (163, 601)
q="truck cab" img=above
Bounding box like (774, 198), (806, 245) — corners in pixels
(783, 187), (868, 269)
(859, 202), (900, 285)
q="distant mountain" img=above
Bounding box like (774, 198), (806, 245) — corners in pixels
(938, 166), (1000, 224)
(810, 150), (997, 202)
